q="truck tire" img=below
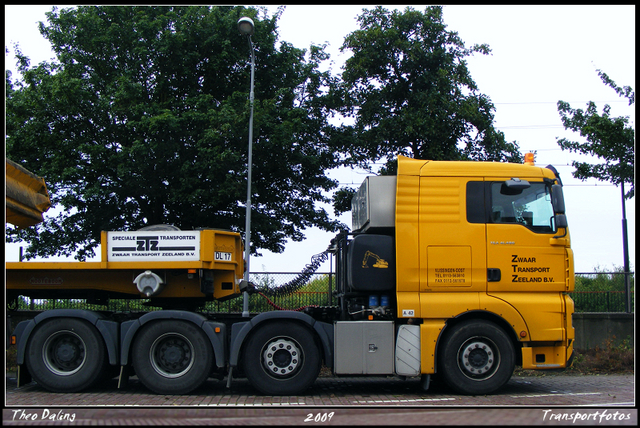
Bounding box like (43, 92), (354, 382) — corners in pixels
(438, 320), (515, 395)
(25, 318), (107, 392)
(131, 320), (213, 395)
(242, 321), (320, 395)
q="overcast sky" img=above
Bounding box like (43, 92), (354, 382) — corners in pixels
(4, 5), (636, 273)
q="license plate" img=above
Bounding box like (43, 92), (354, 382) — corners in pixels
(215, 251), (232, 261)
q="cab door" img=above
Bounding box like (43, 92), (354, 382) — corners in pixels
(484, 179), (567, 293)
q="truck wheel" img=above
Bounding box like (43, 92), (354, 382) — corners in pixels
(242, 322), (320, 395)
(132, 320), (213, 395)
(438, 320), (515, 395)
(25, 318), (107, 392)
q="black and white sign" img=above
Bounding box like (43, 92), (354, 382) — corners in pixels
(215, 251), (232, 261)
(107, 231), (200, 261)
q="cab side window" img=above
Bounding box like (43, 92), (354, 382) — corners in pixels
(466, 181), (555, 233)
(490, 182), (554, 233)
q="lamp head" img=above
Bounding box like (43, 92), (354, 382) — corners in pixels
(237, 17), (255, 36)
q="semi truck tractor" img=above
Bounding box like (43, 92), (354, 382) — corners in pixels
(6, 154), (575, 396)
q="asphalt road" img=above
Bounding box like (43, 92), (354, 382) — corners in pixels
(4, 372), (636, 425)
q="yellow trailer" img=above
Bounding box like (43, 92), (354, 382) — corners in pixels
(6, 229), (244, 303)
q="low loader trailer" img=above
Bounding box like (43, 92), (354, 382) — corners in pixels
(7, 155), (575, 396)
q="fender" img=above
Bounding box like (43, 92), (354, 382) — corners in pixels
(14, 309), (119, 367)
(228, 311), (333, 369)
(427, 306), (525, 375)
(119, 310), (227, 369)
(479, 294), (530, 339)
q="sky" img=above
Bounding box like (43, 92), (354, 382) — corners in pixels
(4, 5), (636, 274)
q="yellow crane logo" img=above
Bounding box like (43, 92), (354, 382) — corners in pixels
(362, 251), (389, 269)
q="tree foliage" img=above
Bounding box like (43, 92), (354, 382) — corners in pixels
(6, 6), (344, 260)
(557, 70), (635, 199)
(6, 5), (526, 258)
(337, 6), (521, 175)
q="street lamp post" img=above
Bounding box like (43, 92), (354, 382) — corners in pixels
(238, 17), (255, 318)
(620, 181), (631, 313)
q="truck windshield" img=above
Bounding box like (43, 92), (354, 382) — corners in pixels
(491, 182), (555, 233)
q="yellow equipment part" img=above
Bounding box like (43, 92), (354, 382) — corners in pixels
(5, 158), (51, 228)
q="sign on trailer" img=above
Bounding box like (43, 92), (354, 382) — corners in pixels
(107, 231), (201, 261)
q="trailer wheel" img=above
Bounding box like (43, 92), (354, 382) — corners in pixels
(25, 318), (107, 392)
(438, 320), (515, 395)
(243, 322), (320, 395)
(132, 320), (213, 395)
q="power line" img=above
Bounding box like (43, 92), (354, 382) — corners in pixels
(561, 183), (616, 187)
(497, 125), (564, 129)
(495, 100), (630, 105)
(335, 181), (618, 187)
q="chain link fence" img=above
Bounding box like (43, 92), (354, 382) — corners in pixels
(9, 271), (634, 314)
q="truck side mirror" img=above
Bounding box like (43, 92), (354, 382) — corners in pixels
(553, 213), (568, 239)
(555, 213), (568, 229)
(551, 184), (565, 214)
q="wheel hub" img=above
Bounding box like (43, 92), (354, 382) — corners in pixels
(56, 342), (78, 363)
(43, 332), (86, 376)
(263, 338), (300, 377)
(150, 334), (194, 378)
(461, 340), (495, 376)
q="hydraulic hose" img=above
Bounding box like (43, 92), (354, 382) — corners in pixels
(255, 250), (329, 298)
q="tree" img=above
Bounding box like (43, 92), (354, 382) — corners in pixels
(6, 6), (345, 260)
(556, 69), (635, 199)
(337, 6), (521, 176)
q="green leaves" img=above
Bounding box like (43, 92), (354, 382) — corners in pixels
(329, 6), (521, 212)
(338, 6), (520, 171)
(6, 5), (526, 259)
(557, 70), (634, 199)
(6, 6), (344, 259)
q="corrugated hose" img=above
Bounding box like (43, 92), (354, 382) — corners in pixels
(254, 250), (330, 298)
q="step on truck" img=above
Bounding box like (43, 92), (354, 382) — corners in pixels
(7, 154), (575, 396)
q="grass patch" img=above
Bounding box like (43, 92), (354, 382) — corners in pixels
(567, 336), (634, 374)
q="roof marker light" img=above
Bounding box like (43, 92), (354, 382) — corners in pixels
(524, 152), (535, 165)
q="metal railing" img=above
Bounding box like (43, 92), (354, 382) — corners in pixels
(571, 271), (634, 313)
(9, 271), (634, 314)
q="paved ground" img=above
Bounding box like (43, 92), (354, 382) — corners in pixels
(4, 373), (636, 425)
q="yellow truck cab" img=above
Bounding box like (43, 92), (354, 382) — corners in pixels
(344, 154), (574, 394)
